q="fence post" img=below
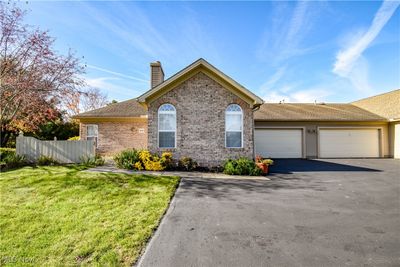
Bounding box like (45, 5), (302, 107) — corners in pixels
(35, 138), (40, 162)
(16, 131), (23, 156)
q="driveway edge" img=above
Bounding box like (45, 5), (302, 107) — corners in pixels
(133, 176), (182, 267)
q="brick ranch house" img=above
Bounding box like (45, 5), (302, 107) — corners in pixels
(74, 59), (400, 166)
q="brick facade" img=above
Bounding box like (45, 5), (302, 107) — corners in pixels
(80, 121), (148, 155)
(147, 71), (255, 167)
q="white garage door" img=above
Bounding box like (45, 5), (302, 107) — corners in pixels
(255, 129), (303, 158)
(394, 124), (400, 159)
(319, 129), (380, 158)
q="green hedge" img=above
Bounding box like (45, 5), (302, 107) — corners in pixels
(223, 157), (262, 176)
(0, 148), (26, 170)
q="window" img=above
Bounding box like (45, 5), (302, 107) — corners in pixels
(225, 104), (243, 148)
(86, 125), (98, 147)
(158, 104), (176, 148)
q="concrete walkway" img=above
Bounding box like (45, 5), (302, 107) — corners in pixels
(86, 165), (270, 180)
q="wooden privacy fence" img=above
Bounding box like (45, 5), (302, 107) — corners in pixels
(16, 134), (95, 163)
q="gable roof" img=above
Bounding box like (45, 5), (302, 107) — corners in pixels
(73, 98), (147, 119)
(352, 89), (400, 121)
(254, 103), (387, 122)
(137, 58), (263, 107)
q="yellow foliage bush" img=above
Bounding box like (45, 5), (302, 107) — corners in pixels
(138, 150), (165, 171)
(134, 162), (144, 171)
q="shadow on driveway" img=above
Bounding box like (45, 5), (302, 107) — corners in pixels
(270, 159), (381, 173)
(179, 159), (382, 200)
(181, 174), (326, 200)
(138, 159), (399, 267)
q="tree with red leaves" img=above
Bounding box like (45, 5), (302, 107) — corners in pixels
(0, 3), (85, 146)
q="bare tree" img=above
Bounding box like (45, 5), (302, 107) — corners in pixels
(80, 87), (109, 112)
(63, 87), (109, 118)
(0, 3), (84, 146)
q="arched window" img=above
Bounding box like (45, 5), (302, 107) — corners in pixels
(158, 104), (176, 148)
(225, 104), (243, 148)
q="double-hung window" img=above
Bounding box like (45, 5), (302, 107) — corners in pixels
(225, 104), (243, 148)
(158, 104), (176, 148)
(86, 125), (98, 147)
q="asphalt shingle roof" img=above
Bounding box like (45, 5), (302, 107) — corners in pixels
(74, 99), (388, 122)
(254, 103), (386, 121)
(73, 98), (147, 118)
(352, 89), (400, 120)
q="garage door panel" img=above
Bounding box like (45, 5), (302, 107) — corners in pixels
(395, 124), (400, 159)
(255, 129), (303, 158)
(319, 129), (380, 158)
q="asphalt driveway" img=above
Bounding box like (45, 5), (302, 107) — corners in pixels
(137, 159), (400, 267)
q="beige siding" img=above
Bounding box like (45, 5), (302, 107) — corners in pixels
(255, 121), (389, 158)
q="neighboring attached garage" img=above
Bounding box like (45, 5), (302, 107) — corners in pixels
(393, 123), (400, 159)
(255, 128), (304, 158)
(254, 103), (390, 158)
(318, 128), (381, 158)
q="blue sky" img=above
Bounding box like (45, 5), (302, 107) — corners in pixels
(24, 1), (399, 103)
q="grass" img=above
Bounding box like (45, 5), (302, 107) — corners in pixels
(0, 166), (180, 266)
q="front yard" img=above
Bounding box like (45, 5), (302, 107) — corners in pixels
(0, 166), (179, 266)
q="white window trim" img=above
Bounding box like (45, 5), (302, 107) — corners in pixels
(86, 124), (98, 147)
(158, 104), (177, 149)
(225, 104), (243, 148)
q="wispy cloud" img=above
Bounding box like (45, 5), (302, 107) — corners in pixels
(264, 88), (332, 103)
(286, 1), (310, 45)
(85, 77), (142, 100)
(333, 0), (399, 92)
(176, 7), (221, 65)
(79, 2), (173, 59)
(259, 67), (287, 91)
(86, 64), (148, 83)
(257, 1), (323, 63)
(257, 1), (332, 103)
(260, 66), (334, 103)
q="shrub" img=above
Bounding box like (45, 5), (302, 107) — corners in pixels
(0, 148), (16, 161)
(223, 160), (236, 175)
(223, 157), (262, 176)
(178, 157), (198, 171)
(160, 152), (174, 170)
(0, 151), (26, 170)
(113, 149), (140, 170)
(255, 155), (274, 166)
(262, 159), (274, 165)
(134, 161), (144, 170)
(37, 155), (59, 166)
(114, 149), (167, 171)
(139, 150), (164, 171)
(68, 136), (80, 141)
(255, 155), (263, 163)
(81, 154), (105, 167)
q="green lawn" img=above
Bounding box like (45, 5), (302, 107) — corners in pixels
(0, 166), (180, 266)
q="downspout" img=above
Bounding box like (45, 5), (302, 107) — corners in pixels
(251, 104), (261, 160)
